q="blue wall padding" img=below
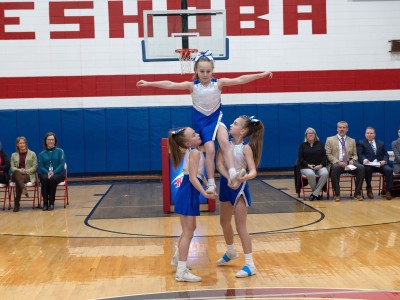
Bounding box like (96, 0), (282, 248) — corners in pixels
(278, 104), (300, 166)
(127, 108), (150, 171)
(84, 109), (107, 172)
(0, 101), (399, 174)
(16, 110), (41, 152)
(38, 109), (62, 140)
(106, 108), (129, 172)
(61, 109), (85, 173)
(0, 110), (17, 150)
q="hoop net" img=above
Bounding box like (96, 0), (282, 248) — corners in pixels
(175, 48), (198, 74)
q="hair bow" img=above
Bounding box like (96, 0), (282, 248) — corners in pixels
(249, 116), (260, 123)
(194, 50), (214, 62)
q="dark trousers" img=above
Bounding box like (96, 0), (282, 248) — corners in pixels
(330, 162), (365, 196)
(39, 173), (65, 205)
(11, 170), (30, 206)
(364, 164), (393, 192)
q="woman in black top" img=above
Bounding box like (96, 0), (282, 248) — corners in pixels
(298, 127), (329, 200)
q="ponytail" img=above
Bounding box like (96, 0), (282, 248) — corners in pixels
(241, 116), (264, 167)
(168, 128), (187, 169)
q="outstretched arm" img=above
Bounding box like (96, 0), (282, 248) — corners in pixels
(136, 80), (192, 91)
(218, 71), (272, 88)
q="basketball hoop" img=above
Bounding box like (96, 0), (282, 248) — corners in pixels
(175, 48), (198, 74)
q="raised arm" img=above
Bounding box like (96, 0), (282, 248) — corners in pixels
(218, 71), (272, 88)
(136, 80), (192, 91)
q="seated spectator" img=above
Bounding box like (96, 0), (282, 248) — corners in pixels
(357, 127), (393, 200)
(38, 132), (66, 211)
(392, 127), (400, 174)
(10, 137), (38, 212)
(297, 127), (329, 201)
(0, 141), (11, 184)
(325, 121), (365, 201)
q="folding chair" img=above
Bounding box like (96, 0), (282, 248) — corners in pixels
(8, 176), (39, 210)
(55, 163), (69, 208)
(39, 163), (69, 208)
(382, 173), (400, 195)
(300, 175), (327, 200)
(370, 172), (383, 196)
(0, 183), (9, 210)
(327, 173), (356, 200)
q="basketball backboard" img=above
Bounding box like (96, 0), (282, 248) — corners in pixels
(141, 9), (229, 62)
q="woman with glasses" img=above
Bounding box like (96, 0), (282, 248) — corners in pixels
(38, 132), (66, 211)
(297, 127), (329, 201)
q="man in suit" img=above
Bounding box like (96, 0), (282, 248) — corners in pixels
(357, 127), (393, 200)
(325, 121), (365, 201)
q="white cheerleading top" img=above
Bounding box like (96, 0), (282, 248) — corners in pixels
(183, 148), (205, 180)
(231, 142), (247, 170)
(191, 78), (221, 116)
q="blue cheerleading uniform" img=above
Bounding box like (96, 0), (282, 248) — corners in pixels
(191, 78), (227, 144)
(219, 142), (252, 207)
(174, 148), (206, 216)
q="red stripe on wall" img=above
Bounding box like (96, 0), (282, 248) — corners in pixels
(0, 69), (399, 99)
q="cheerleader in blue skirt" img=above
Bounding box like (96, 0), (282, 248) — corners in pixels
(216, 115), (264, 278)
(168, 127), (217, 282)
(137, 52), (272, 194)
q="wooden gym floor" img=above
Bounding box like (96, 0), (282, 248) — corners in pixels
(0, 176), (399, 300)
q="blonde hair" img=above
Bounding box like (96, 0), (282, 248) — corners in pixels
(193, 56), (214, 80)
(168, 128), (188, 169)
(240, 116), (264, 167)
(15, 136), (28, 152)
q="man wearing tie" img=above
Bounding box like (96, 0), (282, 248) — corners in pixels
(325, 121), (365, 201)
(357, 127), (393, 200)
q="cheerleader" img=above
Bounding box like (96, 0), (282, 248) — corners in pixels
(216, 115), (264, 278)
(168, 127), (217, 282)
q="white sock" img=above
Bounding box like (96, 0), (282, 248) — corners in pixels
(226, 244), (236, 255)
(177, 261), (187, 273)
(229, 168), (237, 179)
(244, 253), (254, 266)
(173, 245), (179, 258)
(208, 178), (215, 186)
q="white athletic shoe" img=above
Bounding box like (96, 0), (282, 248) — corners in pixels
(176, 269), (202, 282)
(235, 264), (257, 278)
(170, 256), (192, 270)
(216, 251), (239, 266)
(206, 185), (216, 194)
